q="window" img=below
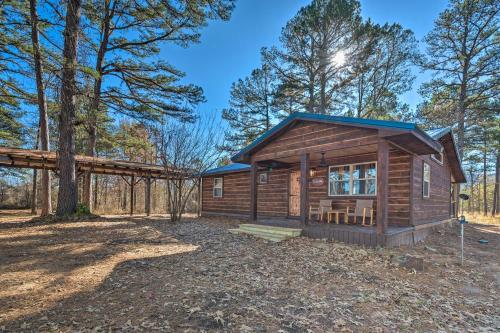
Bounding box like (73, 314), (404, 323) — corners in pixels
(213, 177), (223, 198)
(352, 163), (377, 195)
(431, 150), (444, 165)
(423, 162), (430, 198)
(329, 165), (350, 195)
(328, 162), (377, 196)
(259, 172), (268, 184)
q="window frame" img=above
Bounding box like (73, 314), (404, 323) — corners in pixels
(213, 177), (223, 198)
(328, 162), (377, 197)
(423, 162), (430, 198)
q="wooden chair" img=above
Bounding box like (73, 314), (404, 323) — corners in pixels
(346, 199), (374, 225)
(309, 200), (333, 222)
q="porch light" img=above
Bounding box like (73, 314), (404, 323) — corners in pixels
(310, 168), (317, 177)
(318, 152), (328, 167)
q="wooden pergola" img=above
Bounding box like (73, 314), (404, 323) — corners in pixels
(0, 147), (184, 216)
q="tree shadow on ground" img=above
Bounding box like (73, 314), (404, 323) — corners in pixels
(0, 214), (201, 327)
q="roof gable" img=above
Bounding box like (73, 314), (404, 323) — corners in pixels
(231, 112), (441, 163)
(425, 127), (466, 183)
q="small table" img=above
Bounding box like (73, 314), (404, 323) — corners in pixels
(327, 210), (344, 224)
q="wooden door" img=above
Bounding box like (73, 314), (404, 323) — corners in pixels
(289, 171), (301, 216)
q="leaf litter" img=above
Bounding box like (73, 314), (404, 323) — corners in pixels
(0, 211), (498, 332)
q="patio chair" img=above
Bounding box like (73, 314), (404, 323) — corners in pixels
(309, 200), (333, 222)
(346, 199), (374, 225)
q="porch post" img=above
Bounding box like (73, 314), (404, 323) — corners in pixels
(145, 174), (151, 216)
(300, 153), (310, 225)
(376, 139), (389, 235)
(249, 161), (257, 221)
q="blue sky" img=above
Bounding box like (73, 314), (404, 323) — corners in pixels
(159, 0), (448, 121)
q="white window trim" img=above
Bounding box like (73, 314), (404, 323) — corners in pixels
(423, 162), (430, 198)
(328, 162), (377, 197)
(431, 150), (444, 165)
(213, 177), (223, 198)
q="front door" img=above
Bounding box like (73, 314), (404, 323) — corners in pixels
(289, 170), (301, 216)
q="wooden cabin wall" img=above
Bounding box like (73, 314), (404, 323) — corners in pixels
(388, 149), (411, 227)
(306, 148), (411, 227)
(256, 169), (289, 217)
(412, 152), (452, 225)
(201, 172), (250, 216)
(307, 153), (377, 223)
(252, 121), (378, 162)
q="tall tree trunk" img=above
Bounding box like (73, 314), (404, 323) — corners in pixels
(83, 0), (113, 209)
(56, 0), (81, 216)
(357, 74), (364, 118)
(483, 137), (488, 216)
(30, 0), (52, 216)
(492, 153), (499, 216)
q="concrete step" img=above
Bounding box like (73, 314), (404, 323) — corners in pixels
(239, 224), (302, 237)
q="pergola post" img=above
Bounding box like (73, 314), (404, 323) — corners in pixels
(197, 177), (202, 217)
(130, 175), (135, 216)
(249, 161), (257, 221)
(300, 152), (310, 225)
(145, 174), (151, 216)
(376, 139), (389, 236)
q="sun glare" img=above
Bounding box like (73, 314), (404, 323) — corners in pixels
(331, 50), (346, 67)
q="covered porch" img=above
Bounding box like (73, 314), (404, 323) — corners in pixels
(248, 138), (394, 237)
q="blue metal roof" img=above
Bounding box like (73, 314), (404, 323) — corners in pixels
(426, 127), (452, 140)
(231, 112), (437, 162)
(203, 163), (250, 176)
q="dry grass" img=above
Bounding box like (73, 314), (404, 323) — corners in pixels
(464, 213), (500, 226)
(0, 210), (498, 332)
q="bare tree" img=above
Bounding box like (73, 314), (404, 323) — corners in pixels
(153, 116), (225, 222)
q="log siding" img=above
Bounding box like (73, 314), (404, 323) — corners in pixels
(253, 122), (378, 162)
(412, 152), (452, 225)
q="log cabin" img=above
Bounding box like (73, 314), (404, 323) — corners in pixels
(201, 112), (466, 247)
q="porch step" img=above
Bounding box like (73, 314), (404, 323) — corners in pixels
(240, 224), (303, 237)
(229, 224), (302, 242)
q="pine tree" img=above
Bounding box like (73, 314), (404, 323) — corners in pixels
(56, 0), (82, 216)
(349, 21), (417, 119)
(29, 0), (52, 216)
(222, 64), (278, 153)
(0, 1), (28, 148)
(417, 0), (499, 159)
(79, 0), (234, 207)
(263, 0), (361, 114)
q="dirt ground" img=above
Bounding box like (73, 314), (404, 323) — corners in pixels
(0, 210), (498, 332)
